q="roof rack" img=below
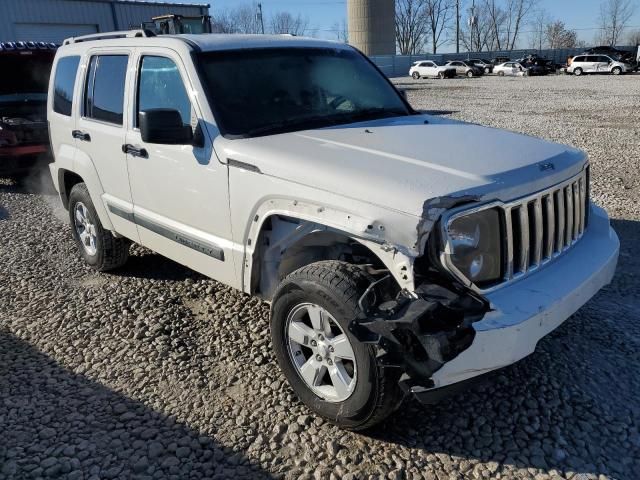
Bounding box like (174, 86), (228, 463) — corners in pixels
(63, 29), (155, 45)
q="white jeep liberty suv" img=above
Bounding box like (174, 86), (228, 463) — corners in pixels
(48, 30), (619, 430)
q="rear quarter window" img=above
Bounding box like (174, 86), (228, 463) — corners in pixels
(52, 56), (81, 116)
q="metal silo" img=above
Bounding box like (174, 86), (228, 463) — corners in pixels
(347, 0), (395, 56)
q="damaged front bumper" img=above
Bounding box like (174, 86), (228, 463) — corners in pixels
(352, 204), (619, 403)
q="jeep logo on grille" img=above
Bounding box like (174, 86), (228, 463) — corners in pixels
(538, 162), (555, 171)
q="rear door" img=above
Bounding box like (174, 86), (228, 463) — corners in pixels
(584, 56), (598, 72)
(75, 50), (139, 241)
(596, 56), (611, 72)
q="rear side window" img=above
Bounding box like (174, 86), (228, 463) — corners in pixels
(53, 56), (80, 116)
(573, 56), (584, 63)
(84, 55), (128, 125)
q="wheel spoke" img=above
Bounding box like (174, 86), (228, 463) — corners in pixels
(299, 357), (324, 387)
(288, 321), (314, 346)
(329, 334), (355, 361)
(328, 364), (352, 399)
(75, 208), (85, 226)
(79, 231), (89, 246)
(307, 305), (325, 332)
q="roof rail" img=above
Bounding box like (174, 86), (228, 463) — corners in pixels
(63, 29), (155, 45)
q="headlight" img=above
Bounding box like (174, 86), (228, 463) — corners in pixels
(446, 208), (502, 286)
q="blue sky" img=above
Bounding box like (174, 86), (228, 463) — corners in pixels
(190, 0), (640, 46)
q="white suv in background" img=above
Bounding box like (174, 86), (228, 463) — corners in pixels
(48, 30), (619, 430)
(409, 60), (456, 79)
(568, 54), (631, 75)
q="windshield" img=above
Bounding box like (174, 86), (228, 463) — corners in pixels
(179, 18), (207, 34)
(197, 47), (410, 138)
(0, 54), (53, 101)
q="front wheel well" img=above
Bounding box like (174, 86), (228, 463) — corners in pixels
(251, 215), (400, 301)
(58, 169), (84, 210)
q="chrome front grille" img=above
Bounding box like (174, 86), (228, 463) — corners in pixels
(504, 169), (588, 281)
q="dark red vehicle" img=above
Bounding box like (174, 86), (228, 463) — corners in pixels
(0, 41), (57, 179)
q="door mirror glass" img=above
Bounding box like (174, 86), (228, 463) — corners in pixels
(139, 109), (193, 144)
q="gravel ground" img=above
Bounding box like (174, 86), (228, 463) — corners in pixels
(1, 73), (639, 480)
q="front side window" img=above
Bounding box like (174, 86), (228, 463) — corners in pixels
(137, 56), (192, 127)
(52, 56), (80, 116)
(84, 55), (128, 125)
(197, 47), (410, 138)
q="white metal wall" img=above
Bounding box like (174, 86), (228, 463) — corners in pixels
(0, 0), (208, 43)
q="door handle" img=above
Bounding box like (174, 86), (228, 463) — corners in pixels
(122, 144), (148, 158)
(72, 130), (91, 142)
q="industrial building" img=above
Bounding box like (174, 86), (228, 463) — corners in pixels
(0, 0), (209, 44)
(347, 0), (395, 56)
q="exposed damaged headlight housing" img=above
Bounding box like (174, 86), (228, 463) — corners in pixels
(446, 208), (502, 286)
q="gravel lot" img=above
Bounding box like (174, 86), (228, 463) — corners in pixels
(1, 73), (639, 480)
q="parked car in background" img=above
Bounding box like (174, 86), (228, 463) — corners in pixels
(515, 55), (554, 75)
(467, 58), (494, 74)
(494, 61), (529, 76)
(409, 60), (456, 79)
(48, 30), (619, 431)
(567, 55), (632, 76)
(445, 60), (483, 77)
(582, 46), (634, 62)
(0, 41), (57, 179)
(490, 56), (511, 67)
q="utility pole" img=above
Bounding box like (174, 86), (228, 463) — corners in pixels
(456, 0), (460, 53)
(257, 3), (265, 34)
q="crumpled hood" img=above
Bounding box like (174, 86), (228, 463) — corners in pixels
(214, 115), (587, 217)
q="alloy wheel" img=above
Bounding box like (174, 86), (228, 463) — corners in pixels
(74, 202), (98, 256)
(286, 303), (357, 403)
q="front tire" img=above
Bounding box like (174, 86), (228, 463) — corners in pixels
(68, 183), (130, 271)
(612, 67), (622, 75)
(484, 67), (490, 74)
(497, 70), (505, 76)
(466, 70), (474, 78)
(574, 67), (583, 76)
(271, 261), (404, 430)
(438, 71), (445, 79)
(412, 71), (420, 80)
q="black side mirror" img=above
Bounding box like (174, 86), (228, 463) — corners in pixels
(139, 109), (193, 145)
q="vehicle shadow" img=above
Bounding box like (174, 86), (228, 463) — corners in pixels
(364, 217), (640, 479)
(0, 328), (273, 479)
(117, 248), (204, 283)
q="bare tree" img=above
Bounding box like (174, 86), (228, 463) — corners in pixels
(269, 11), (309, 35)
(425, 0), (455, 53)
(331, 20), (349, 43)
(504, 0), (538, 50)
(598, 0), (636, 46)
(395, 0), (430, 54)
(461, 3), (497, 52)
(211, 10), (239, 33)
(528, 9), (549, 49)
(236, 4), (263, 34)
(483, 0), (507, 50)
(627, 29), (640, 45)
(545, 20), (578, 48)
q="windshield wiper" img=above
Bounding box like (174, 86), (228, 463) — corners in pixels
(242, 114), (335, 138)
(240, 107), (409, 139)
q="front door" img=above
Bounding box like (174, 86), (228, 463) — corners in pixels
(125, 49), (238, 288)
